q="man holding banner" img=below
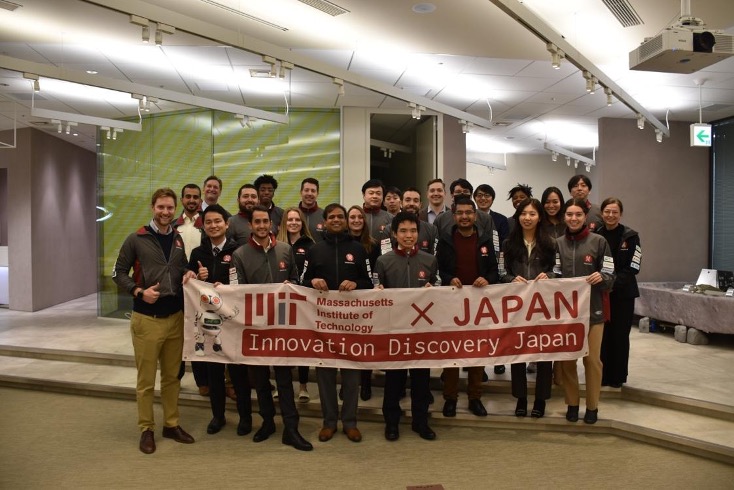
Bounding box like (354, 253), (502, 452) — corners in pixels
(376, 212), (438, 441)
(301, 203), (373, 443)
(436, 196), (499, 418)
(231, 205), (313, 451)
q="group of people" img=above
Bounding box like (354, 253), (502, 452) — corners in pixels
(112, 171), (641, 454)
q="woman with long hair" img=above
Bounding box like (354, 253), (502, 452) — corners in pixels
(541, 186), (566, 239)
(555, 198), (615, 425)
(277, 207), (315, 403)
(597, 198), (641, 388)
(347, 205), (380, 401)
(499, 198), (556, 418)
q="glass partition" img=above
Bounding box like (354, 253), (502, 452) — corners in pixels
(98, 108), (340, 318)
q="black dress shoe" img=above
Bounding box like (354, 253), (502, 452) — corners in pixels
(531, 399), (546, 418)
(442, 399), (457, 417)
(385, 425), (400, 441)
(468, 398), (488, 417)
(583, 408), (598, 424)
(412, 424), (436, 441)
(482, 370), (489, 382)
(139, 429), (156, 454)
(360, 385), (372, 401)
(493, 365), (505, 375)
(253, 421), (276, 442)
(566, 405), (579, 422)
(282, 427), (313, 451)
(515, 398), (527, 417)
(162, 425), (195, 444)
(237, 419), (252, 436)
(207, 417), (226, 434)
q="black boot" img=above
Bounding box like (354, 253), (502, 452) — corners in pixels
(282, 427), (313, 451)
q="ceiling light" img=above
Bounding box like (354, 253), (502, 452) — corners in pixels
(23, 72), (40, 92)
(583, 71), (595, 93)
(604, 87), (613, 106)
(263, 55), (277, 77)
(585, 164), (591, 172)
(86, 70), (98, 75)
(333, 77), (345, 96)
(589, 77), (598, 95)
(637, 114), (645, 130)
(142, 25), (150, 43)
(459, 120), (473, 134)
(546, 42), (564, 69)
(279, 61), (294, 79)
(234, 114), (254, 128)
(154, 23), (175, 46)
(52, 119), (62, 133)
(655, 129), (663, 143)
(545, 142), (596, 170)
(101, 126), (111, 140)
(408, 102), (425, 119)
(112, 128), (123, 140)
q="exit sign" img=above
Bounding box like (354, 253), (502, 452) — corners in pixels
(690, 123), (712, 147)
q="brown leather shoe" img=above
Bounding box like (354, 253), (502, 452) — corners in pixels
(198, 386), (210, 397)
(343, 427), (362, 443)
(162, 425), (195, 444)
(225, 386), (237, 400)
(139, 429), (155, 454)
(318, 427), (336, 442)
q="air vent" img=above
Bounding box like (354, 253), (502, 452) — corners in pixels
(492, 121), (512, 127)
(601, 0), (643, 28)
(200, 0), (288, 31)
(298, 0), (349, 16)
(0, 0), (21, 11)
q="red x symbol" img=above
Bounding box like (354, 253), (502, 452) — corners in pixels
(411, 302), (434, 326)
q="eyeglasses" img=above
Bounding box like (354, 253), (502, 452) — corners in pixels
(474, 193), (491, 199)
(454, 210), (475, 216)
(453, 191), (472, 196)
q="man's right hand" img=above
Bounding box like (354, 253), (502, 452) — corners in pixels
(197, 261), (209, 281)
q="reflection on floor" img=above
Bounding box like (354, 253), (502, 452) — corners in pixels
(1, 294), (733, 463)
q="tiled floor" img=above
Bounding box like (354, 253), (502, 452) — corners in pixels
(1, 294), (733, 462)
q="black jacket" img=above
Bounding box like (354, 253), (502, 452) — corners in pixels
(188, 236), (240, 285)
(289, 234), (315, 283)
(436, 226), (499, 286)
(597, 224), (641, 299)
(301, 231), (373, 290)
(499, 238), (556, 283)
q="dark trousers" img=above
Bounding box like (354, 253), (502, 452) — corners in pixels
(298, 366), (309, 385)
(601, 294), (635, 385)
(511, 361), (552, 400)
(382, 368), (430, 427)
(208, 363), (274, 424)
(178, 361), (208, 387)
(251, 365), (300, 430)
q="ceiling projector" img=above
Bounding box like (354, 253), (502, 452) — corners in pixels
(629, 27), (734, 74)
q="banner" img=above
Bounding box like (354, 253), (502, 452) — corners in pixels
(183, 278), (590, 369)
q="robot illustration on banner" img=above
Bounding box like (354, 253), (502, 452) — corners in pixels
(194, 287), (239, 356)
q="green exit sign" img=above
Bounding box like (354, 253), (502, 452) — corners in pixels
(690, 123), (712, 147)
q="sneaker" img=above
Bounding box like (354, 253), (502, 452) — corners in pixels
(298, 389), (310, 403)
(526, 362), (537, 374)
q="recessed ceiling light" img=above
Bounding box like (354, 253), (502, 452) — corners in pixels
(412, 3), (436, 14)
(86, 70), (98, 74)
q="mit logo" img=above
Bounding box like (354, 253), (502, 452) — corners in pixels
(244, 292), (307, 326)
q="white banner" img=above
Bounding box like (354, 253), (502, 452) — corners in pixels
(183, 278), (590, 369)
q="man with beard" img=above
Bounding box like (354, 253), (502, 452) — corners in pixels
(113, 188), (195, 454)
(227, 184), (259, 246)
(230, 205), (313, 451)
(297, 177), (325, 241)
(436, 196), (499, 418)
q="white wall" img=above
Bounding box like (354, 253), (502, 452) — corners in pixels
(467, 153), (582, 217)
